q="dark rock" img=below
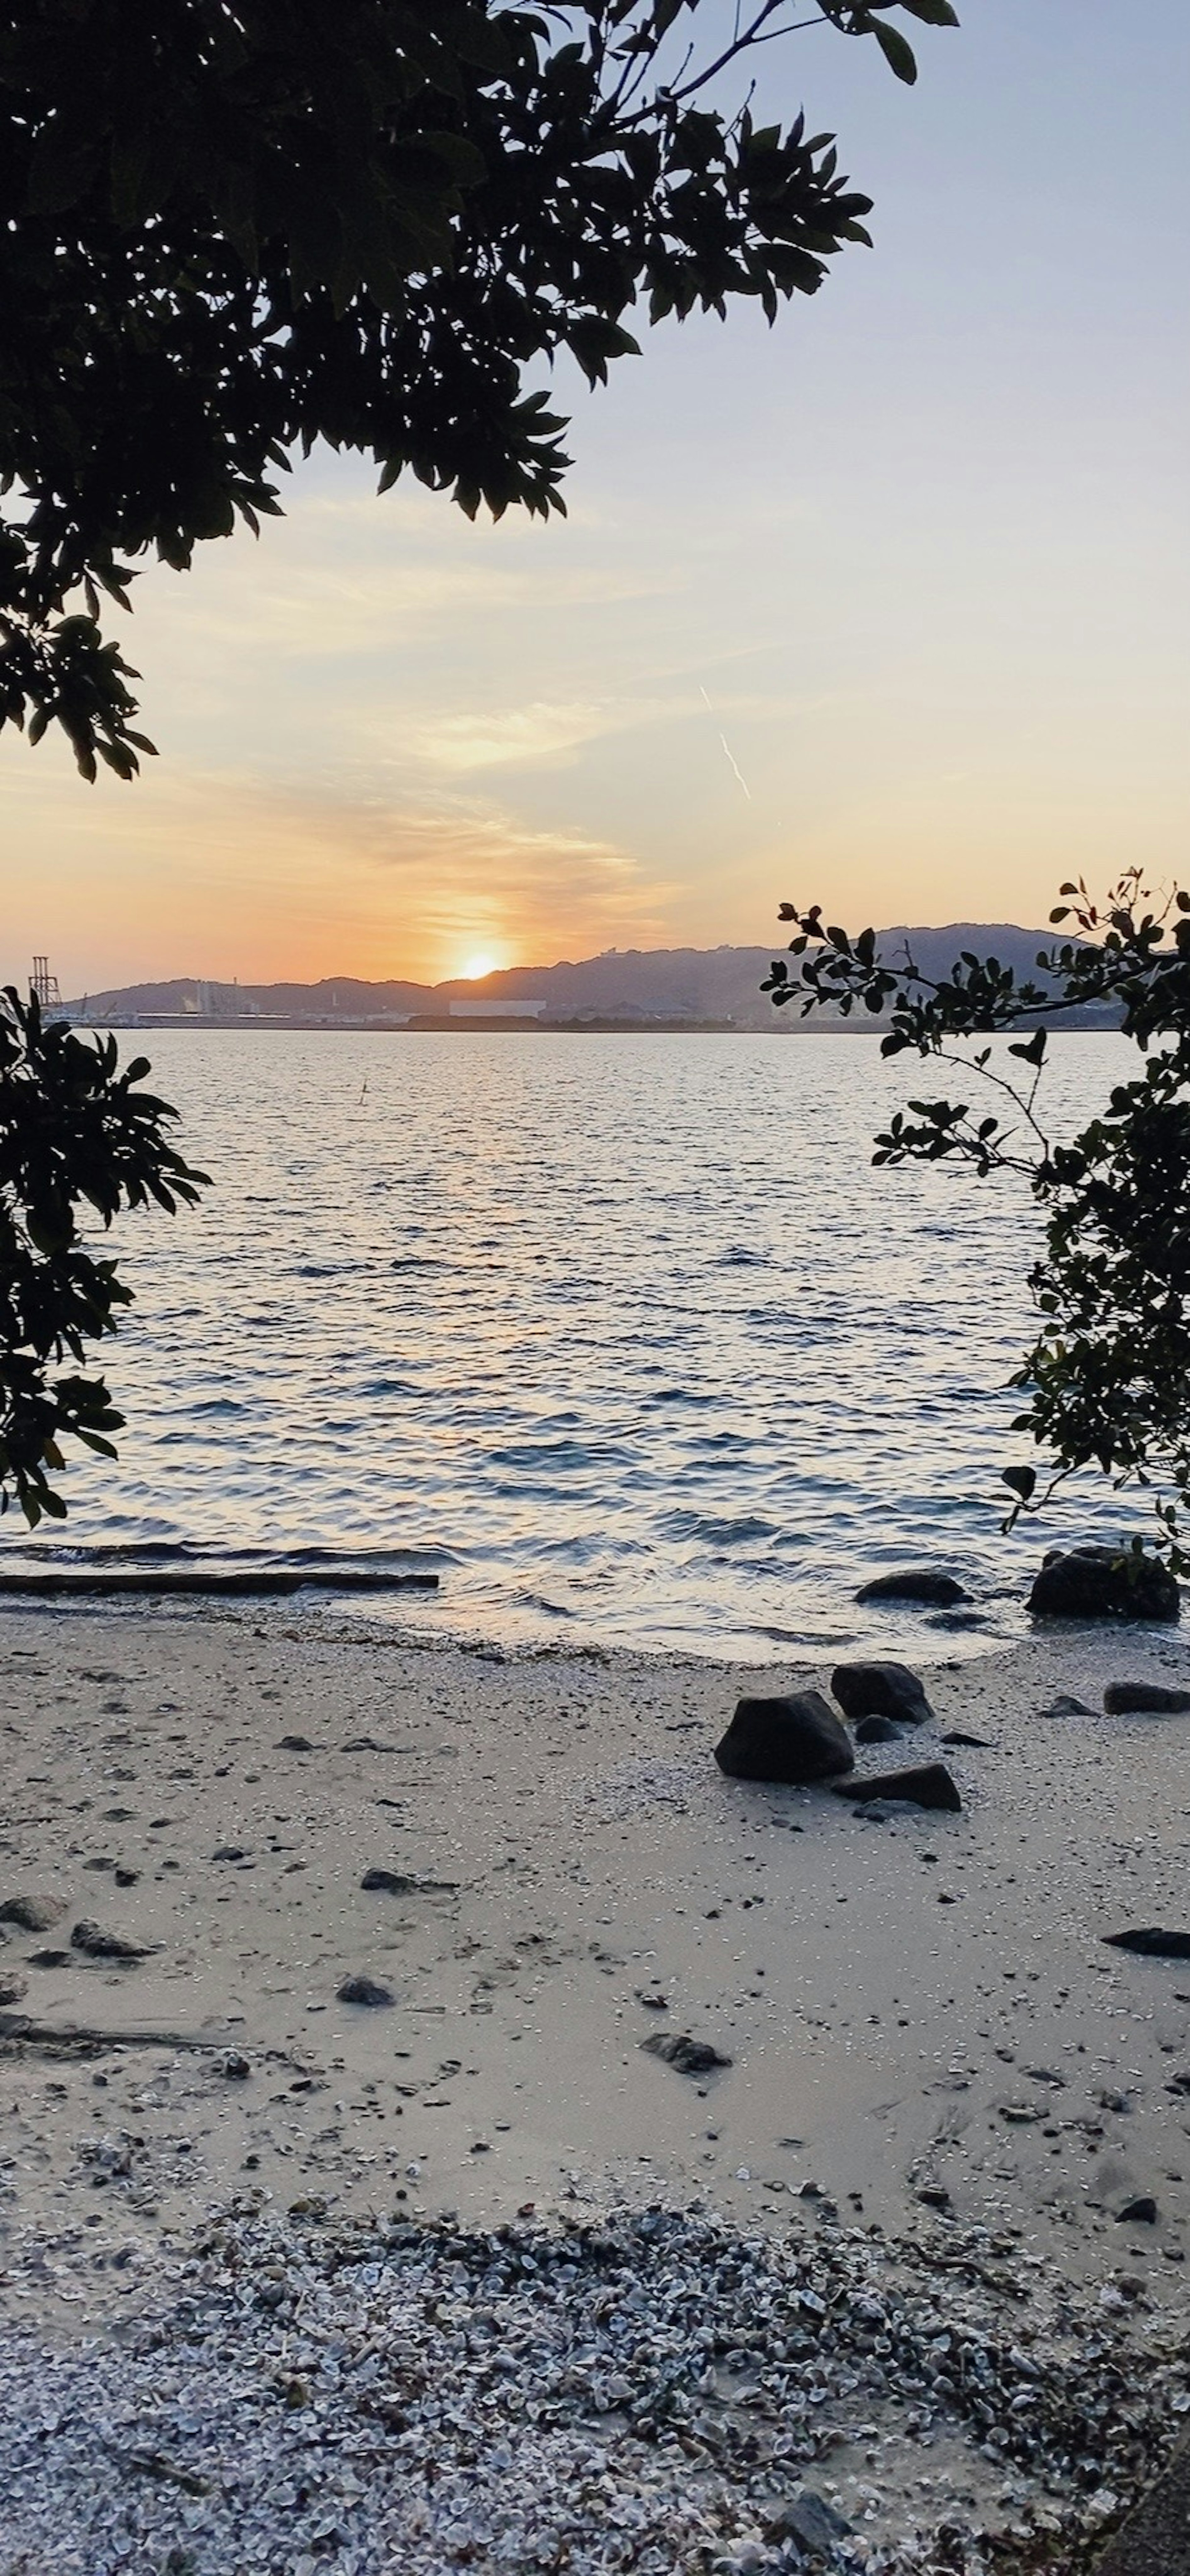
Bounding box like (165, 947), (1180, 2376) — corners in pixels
(941, 1730), (993, 1748)
(640, 2032), (732, 2076)
(833, 1763), (962, 1814)
(341, 1737), (395, 1753)
(1104, 1679), (1190, 1714)
(0, 1894), (65, 1932)
(114, 1868), (140, 1887)
(765, 2491), (853, 2549)
(212, 1846), (247, 1863)
(277, 1734), (316, 1752)
(855, 1567), (969, 1606)
(70, 1919), (156, 1961)
(1104, 1927), (1190, 1960)
(916, 2183), (953, 2210)
(1117, 2196), (1158, 2224)
(0, 1971), (28, 2005)
(336, 1974), (394, 2007)
(1042, 1693), (1097, 1717)
(714, 1692), (853, 1786)
(218, 2051), (252, 2080)
(27, 1948), (72, 1967)
(855, 1715), (901, 1745)
(831, 1661), (933, 1725)
(1028, 1545), (1179, 1623)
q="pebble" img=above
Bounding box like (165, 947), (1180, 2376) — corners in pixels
(70, 1920), (156, 1962)
(0, 1894), (64, 1932)
(336, 1974), (395, 2007)
(640, 2032), (732, 2076)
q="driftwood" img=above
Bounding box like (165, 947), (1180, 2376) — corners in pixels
(0, 1568), (438, 1597)
(0, 2010), (232, 2057)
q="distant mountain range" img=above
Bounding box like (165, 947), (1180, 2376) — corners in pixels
(66, 925), (1117, 1031)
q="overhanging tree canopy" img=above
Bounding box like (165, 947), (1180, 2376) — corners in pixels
(0, 0), (955, 779)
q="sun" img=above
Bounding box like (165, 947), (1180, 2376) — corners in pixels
(460, 952), (499, 980)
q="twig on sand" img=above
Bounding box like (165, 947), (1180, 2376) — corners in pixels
(0, 2012), (235, 2058)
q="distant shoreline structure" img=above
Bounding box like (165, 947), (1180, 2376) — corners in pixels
(61, 1011), (1121, 1036)
(60, 927), (1123, 1036)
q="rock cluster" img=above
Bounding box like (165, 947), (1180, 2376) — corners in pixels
(714, 1666), (960, 1813)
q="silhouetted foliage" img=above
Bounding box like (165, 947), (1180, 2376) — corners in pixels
(765, 873), (1190, 1575)
(0, 0), (955, 778)
(0, 991), (208, 1524)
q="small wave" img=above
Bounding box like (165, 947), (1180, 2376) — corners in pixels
(665, 1511), (778, 1546)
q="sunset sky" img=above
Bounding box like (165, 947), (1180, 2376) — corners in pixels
(4, 0), (1187, 995)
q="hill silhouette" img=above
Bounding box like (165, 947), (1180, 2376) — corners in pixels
(67, 927), (1117, 1030)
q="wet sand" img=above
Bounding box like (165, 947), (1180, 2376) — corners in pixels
(3, 1600), (1190, 2328)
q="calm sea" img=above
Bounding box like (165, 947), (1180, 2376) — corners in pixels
(6, 1028), (1137, 1658)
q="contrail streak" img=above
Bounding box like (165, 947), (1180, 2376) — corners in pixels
(700, 685), (752, 801)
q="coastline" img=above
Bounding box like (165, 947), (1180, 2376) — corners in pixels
(3, 1600), (1190, 2565)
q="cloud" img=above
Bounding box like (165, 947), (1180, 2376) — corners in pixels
(405, 699), (631, 774)
(4, 754), (678, 990)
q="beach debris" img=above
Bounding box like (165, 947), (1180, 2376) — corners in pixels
(1042, 1693), (1097, 1717)
(1117, 2196), (1159, 2224)
(277, 1733), (316, 1751)
(1104, 1928), (1190, 1960)
(1028, 1544), (1179, 1622)
(361, 1868), (459, 1896)
(714, 1691), (853, 1785)
(336, 1975), (394, 2008)
(70, 1921), (157, 1963)
(831, 1660), (933, 1725)
(0, 2015), (233, 2058)
(833, 1762), (961, 1814)
(0, 2197), (1183, 2574)
(855, 1565), (970, 1605)
(0, 1568), (438, 1597)
(856, 1714), (901, 1745)
(1104, 1679), (1190, 1714)
(0, 1894), (65, 1932)
(640, 2031), (731, 2075)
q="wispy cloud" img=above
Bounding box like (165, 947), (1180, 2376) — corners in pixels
(3, 755), (677, 989)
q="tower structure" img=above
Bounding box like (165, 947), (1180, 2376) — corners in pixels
(30, 956), (62, 1010)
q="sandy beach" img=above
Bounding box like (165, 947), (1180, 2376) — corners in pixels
(3, 1597), (1190, 2568)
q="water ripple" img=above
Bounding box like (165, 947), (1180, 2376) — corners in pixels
(2, 1028), (1139, 1657)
